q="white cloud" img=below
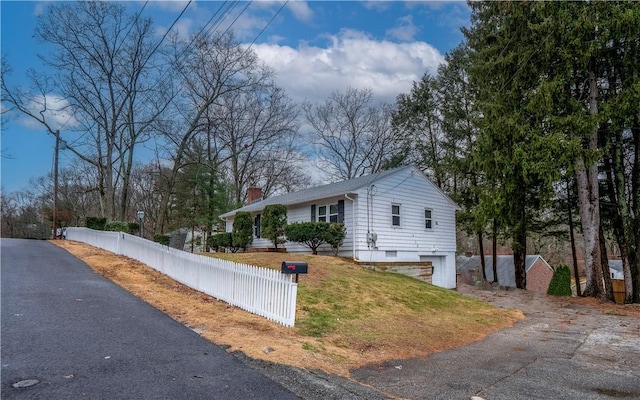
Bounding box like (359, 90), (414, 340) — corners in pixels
(154, 17), (194, 41)
(250, 29), (444, 104)
(17, 94), (79, 131)
(286, 1), (313, 22)
(361, 1), (391, 12)
(386, 15), (419, 42)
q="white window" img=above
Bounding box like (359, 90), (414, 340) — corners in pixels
(318, 203), (339, 223)
(392, 204), (401, 226)
(425, 209), (433, 229)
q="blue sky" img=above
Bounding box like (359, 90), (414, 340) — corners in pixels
(1, 1), (470, 193)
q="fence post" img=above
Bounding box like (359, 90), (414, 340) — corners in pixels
(286, 281), (298, 327)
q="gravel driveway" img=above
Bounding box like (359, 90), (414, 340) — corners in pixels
(351, 285), (640, 400)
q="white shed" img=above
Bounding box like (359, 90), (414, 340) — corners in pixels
(219, 165), (459, 289)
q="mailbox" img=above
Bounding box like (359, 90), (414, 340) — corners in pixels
(281, 261), (308, 275)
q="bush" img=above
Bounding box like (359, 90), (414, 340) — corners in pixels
(284, 222), (330, 255)
(232, 212), (253, 251)
(104, 220), (130, 233)
(207, 232), (233, 252)
(262, 204), (287, 250)
(325, 223), (346, 256)
(85, 217), (107, 230)
(128, 222), (140, 235)
(547, 264), (572, 296)
(153, 234), (171, 246)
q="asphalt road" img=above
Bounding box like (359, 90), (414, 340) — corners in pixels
(1, 238), (304, 399)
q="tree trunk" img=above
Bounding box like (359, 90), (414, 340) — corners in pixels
(513, 215), (527, 290)
(603, 138), (634, 303)
(492, 218), (498, 284)
(478, 231), (487, 281)
(576, 69), (605, 299)
(567, 180), (581, 296)
(632, 120), (640, 303)
(599, 225), (614, 302)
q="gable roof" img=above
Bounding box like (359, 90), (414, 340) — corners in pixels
(457, 255), (552, 288)
(220, 165), (457, 218)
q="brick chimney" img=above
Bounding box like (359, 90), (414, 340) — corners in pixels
(247, 186), (263, 204)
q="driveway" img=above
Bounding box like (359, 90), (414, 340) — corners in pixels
(352, 284), (640, 399)
(1, 239), (302, 399)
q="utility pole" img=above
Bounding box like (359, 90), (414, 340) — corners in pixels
(53, 130), (60, 239)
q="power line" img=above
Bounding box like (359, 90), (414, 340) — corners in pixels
(247, 0), (288, 50)
(114, 1), (149, 56)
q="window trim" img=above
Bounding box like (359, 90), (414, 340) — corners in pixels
(391, 203), (401, 227)
(318, 203), (339, 223)
(424, 208), (433, 230)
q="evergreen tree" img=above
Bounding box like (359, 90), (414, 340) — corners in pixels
(261, 204), (287, 250)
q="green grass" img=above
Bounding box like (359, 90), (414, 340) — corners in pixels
(204, 252), (521, 350)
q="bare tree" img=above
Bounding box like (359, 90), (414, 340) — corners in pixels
(155, 31), (297, 232)
(303, 87), (397, 181)
(23, 2), (168, 220)
(213, 85), (302, 203)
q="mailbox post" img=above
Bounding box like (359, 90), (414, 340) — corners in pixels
(281, 261), (308, 283)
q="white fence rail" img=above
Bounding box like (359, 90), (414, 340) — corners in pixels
(65, 227), (298, 327)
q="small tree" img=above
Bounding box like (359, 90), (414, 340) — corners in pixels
(232, 212), (253, 251)
(104, 221), (130, 232)
(324, 223), (346, 256)
(207, 232), (235, 252)
(284, 222), (330, 255)
(262, 204), (287, 250)
(85, 217), (107, 230)
(153, 234), (171, 246)
(547, 264), (572, 297)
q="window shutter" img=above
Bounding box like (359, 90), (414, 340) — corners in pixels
(311, 204), (316, 221)
(337, 200), (344, 223)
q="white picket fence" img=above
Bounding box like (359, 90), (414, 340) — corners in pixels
(65, 227), (298, 327)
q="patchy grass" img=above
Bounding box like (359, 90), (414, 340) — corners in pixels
(53, 240), (522, 377)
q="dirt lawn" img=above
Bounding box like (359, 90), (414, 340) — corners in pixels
(52, 240), (639, 379)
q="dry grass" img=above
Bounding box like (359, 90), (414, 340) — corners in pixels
(52, 240), (522, 377)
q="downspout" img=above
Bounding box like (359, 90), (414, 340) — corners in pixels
(344, 194), (356, 261)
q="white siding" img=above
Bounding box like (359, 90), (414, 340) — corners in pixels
(224, 196), (355, 255)
(352, 167), (456, 256)
(284, 196), (354, 255)
(220, 166), (458, 288)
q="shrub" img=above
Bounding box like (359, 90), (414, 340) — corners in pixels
(104, 220), (130, 233)
(128, 222), (140, 235)
(284, 222), (330, 255)
(232, 212), (253, 251)
(324, 223), (346, 256)
(262, 204), (287, 250)
(85, 217), (107, 230)
(547, 264), (572, 296)
(207, 232), (233, 252)
(153, 234), (171, 246)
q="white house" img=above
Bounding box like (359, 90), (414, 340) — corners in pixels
(219, 165), (459, 289)
(609, 260), (624, 280)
